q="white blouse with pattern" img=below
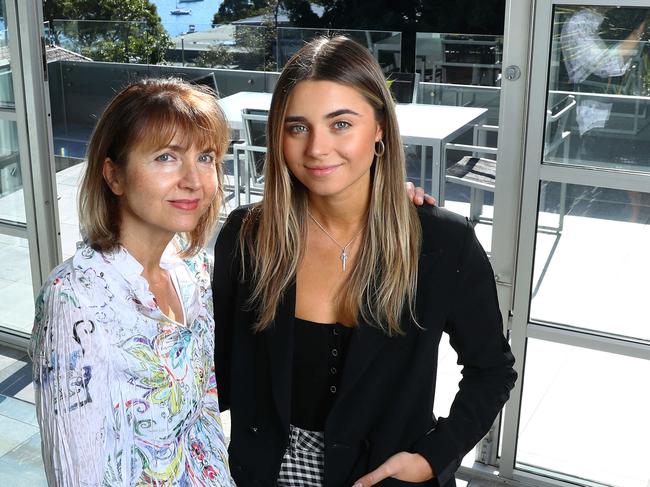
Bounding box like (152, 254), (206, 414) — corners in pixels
(30, 239), (234, 487)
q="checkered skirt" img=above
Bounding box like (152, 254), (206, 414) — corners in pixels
(276, 425), (325, 486)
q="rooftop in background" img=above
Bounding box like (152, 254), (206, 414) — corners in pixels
(171, 24), (236, 51)
(1, 44), (91, 65)
(232, 5), (325, 26)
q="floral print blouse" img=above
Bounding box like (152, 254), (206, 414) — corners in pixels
(29, 240), (234, 487)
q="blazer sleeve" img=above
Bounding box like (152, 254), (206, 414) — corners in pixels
(412, 219), (517, 485)
(29, 272), (109, 486)
(212, 208), (247, 411)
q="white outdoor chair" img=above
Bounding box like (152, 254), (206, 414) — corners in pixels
(232, 108), (268, 206)
(444, 94), (576, 231)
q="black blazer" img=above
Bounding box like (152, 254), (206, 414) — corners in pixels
(213, 205), (517, 487)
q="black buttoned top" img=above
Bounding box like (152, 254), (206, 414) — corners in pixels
(291, 318), (353, 431)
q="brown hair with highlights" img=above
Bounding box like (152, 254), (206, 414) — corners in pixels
(241, 36), (421, 335)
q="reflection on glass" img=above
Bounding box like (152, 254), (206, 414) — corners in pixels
(0, 0), (15, 108)
(531, 182), (650, 341)
(0, 119), (24, 223)
(517, 339), (650, 486)
(0, 235), (33, 335)
(546, 6), (650, 169)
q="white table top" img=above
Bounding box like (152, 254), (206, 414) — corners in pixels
(218, 91), (487, 145)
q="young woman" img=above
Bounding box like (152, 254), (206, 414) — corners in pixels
(213, 36), (517, 487)
(30, 79), (234, 487)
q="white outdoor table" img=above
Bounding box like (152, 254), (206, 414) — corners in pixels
(218, 91), (488, 201)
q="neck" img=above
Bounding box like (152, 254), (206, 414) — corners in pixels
(307, 190), (369, 231)
(119, 229), (173, 277)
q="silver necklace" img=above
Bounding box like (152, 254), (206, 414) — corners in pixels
(307, 211), (365, 271)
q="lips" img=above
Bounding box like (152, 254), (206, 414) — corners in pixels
(168, 199), (200, 210)
(305, 164), (341, 177)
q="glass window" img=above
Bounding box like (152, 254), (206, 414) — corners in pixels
(0, 0), (15, 109)
(0, 234), (33, 335)
(414, 32), (502, 252)
(0, 119), (24, 224)
(517, 339), (650, 486)
(55, 160), (83, 261)
(545, 5), (650, 171)
(531, 182), (650, 341)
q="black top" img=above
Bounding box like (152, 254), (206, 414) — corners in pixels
(291, 318), (353, 431)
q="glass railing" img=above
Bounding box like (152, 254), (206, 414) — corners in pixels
(171, 25), (402, 73)
(418, 82), (501, 124)
(276, 27), (401, 72)
(415, 32), (503, 86)
(49, 19), (170, 64)
(47, 20), (402, 74)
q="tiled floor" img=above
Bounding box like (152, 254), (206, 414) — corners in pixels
(0, 345), (45, 485)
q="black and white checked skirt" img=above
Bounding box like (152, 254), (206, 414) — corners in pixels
(276, 425), (325, 486)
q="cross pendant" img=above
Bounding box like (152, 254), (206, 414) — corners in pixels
(341, 249), (348, 272)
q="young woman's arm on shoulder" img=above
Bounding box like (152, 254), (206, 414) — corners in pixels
(30, 272), (109, 487)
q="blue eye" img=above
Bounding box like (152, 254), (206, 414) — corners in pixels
(287, 124), (308, 134)
(198, 153), (215, 164)
(155, 153), (174, 162)
(333, 120), (351, 130)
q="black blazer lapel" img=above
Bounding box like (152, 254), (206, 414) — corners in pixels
(265, 281), (296, 432)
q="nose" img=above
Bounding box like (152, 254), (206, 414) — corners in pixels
(306, 126), (331, 159)
(180, 159), (201, 190)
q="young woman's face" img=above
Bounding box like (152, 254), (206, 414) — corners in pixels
(103, 135), (219, 242)
(282, 80), (383, 202)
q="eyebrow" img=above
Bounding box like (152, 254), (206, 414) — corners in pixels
(156, 144), (216, 153)
(284, 108), (361, 123)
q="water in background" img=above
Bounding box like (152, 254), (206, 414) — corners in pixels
(151, 0), (222, 38)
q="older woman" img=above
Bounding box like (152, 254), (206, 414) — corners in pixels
(213, 37), (517, 487)
(30, 78), (234, 487)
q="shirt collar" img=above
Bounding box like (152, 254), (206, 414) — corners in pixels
(73, 237), (203, 325)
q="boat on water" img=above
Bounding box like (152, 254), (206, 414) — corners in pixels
(170, 8), (191, 14)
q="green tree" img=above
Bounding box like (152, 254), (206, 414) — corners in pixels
(43, 0), (171, 64)
(194, 45), (234, 68)
(283, 0), (320, 28)
(228, 0), (281, 70)
(212, 0), (267, 25)
(303, 0), (504, 71)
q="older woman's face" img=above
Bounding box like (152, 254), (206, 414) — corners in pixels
(282, 80), (383, 202)
(103, 135), (219, 243)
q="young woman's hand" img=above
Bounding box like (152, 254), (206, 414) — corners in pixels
(352, 452), (434, 486)
(405, 182), (436, 206)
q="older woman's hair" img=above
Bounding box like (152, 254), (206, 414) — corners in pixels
(79, 78), (229, 257)
(241, 36), (421, 335)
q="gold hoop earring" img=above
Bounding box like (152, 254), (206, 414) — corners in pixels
(374, 140), (385, 157)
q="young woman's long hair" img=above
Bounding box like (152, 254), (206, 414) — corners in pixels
(241, 36), (421, 335)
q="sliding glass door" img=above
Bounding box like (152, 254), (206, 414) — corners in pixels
(0, 0), (59, 348)
(500, 2), (650, 486)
